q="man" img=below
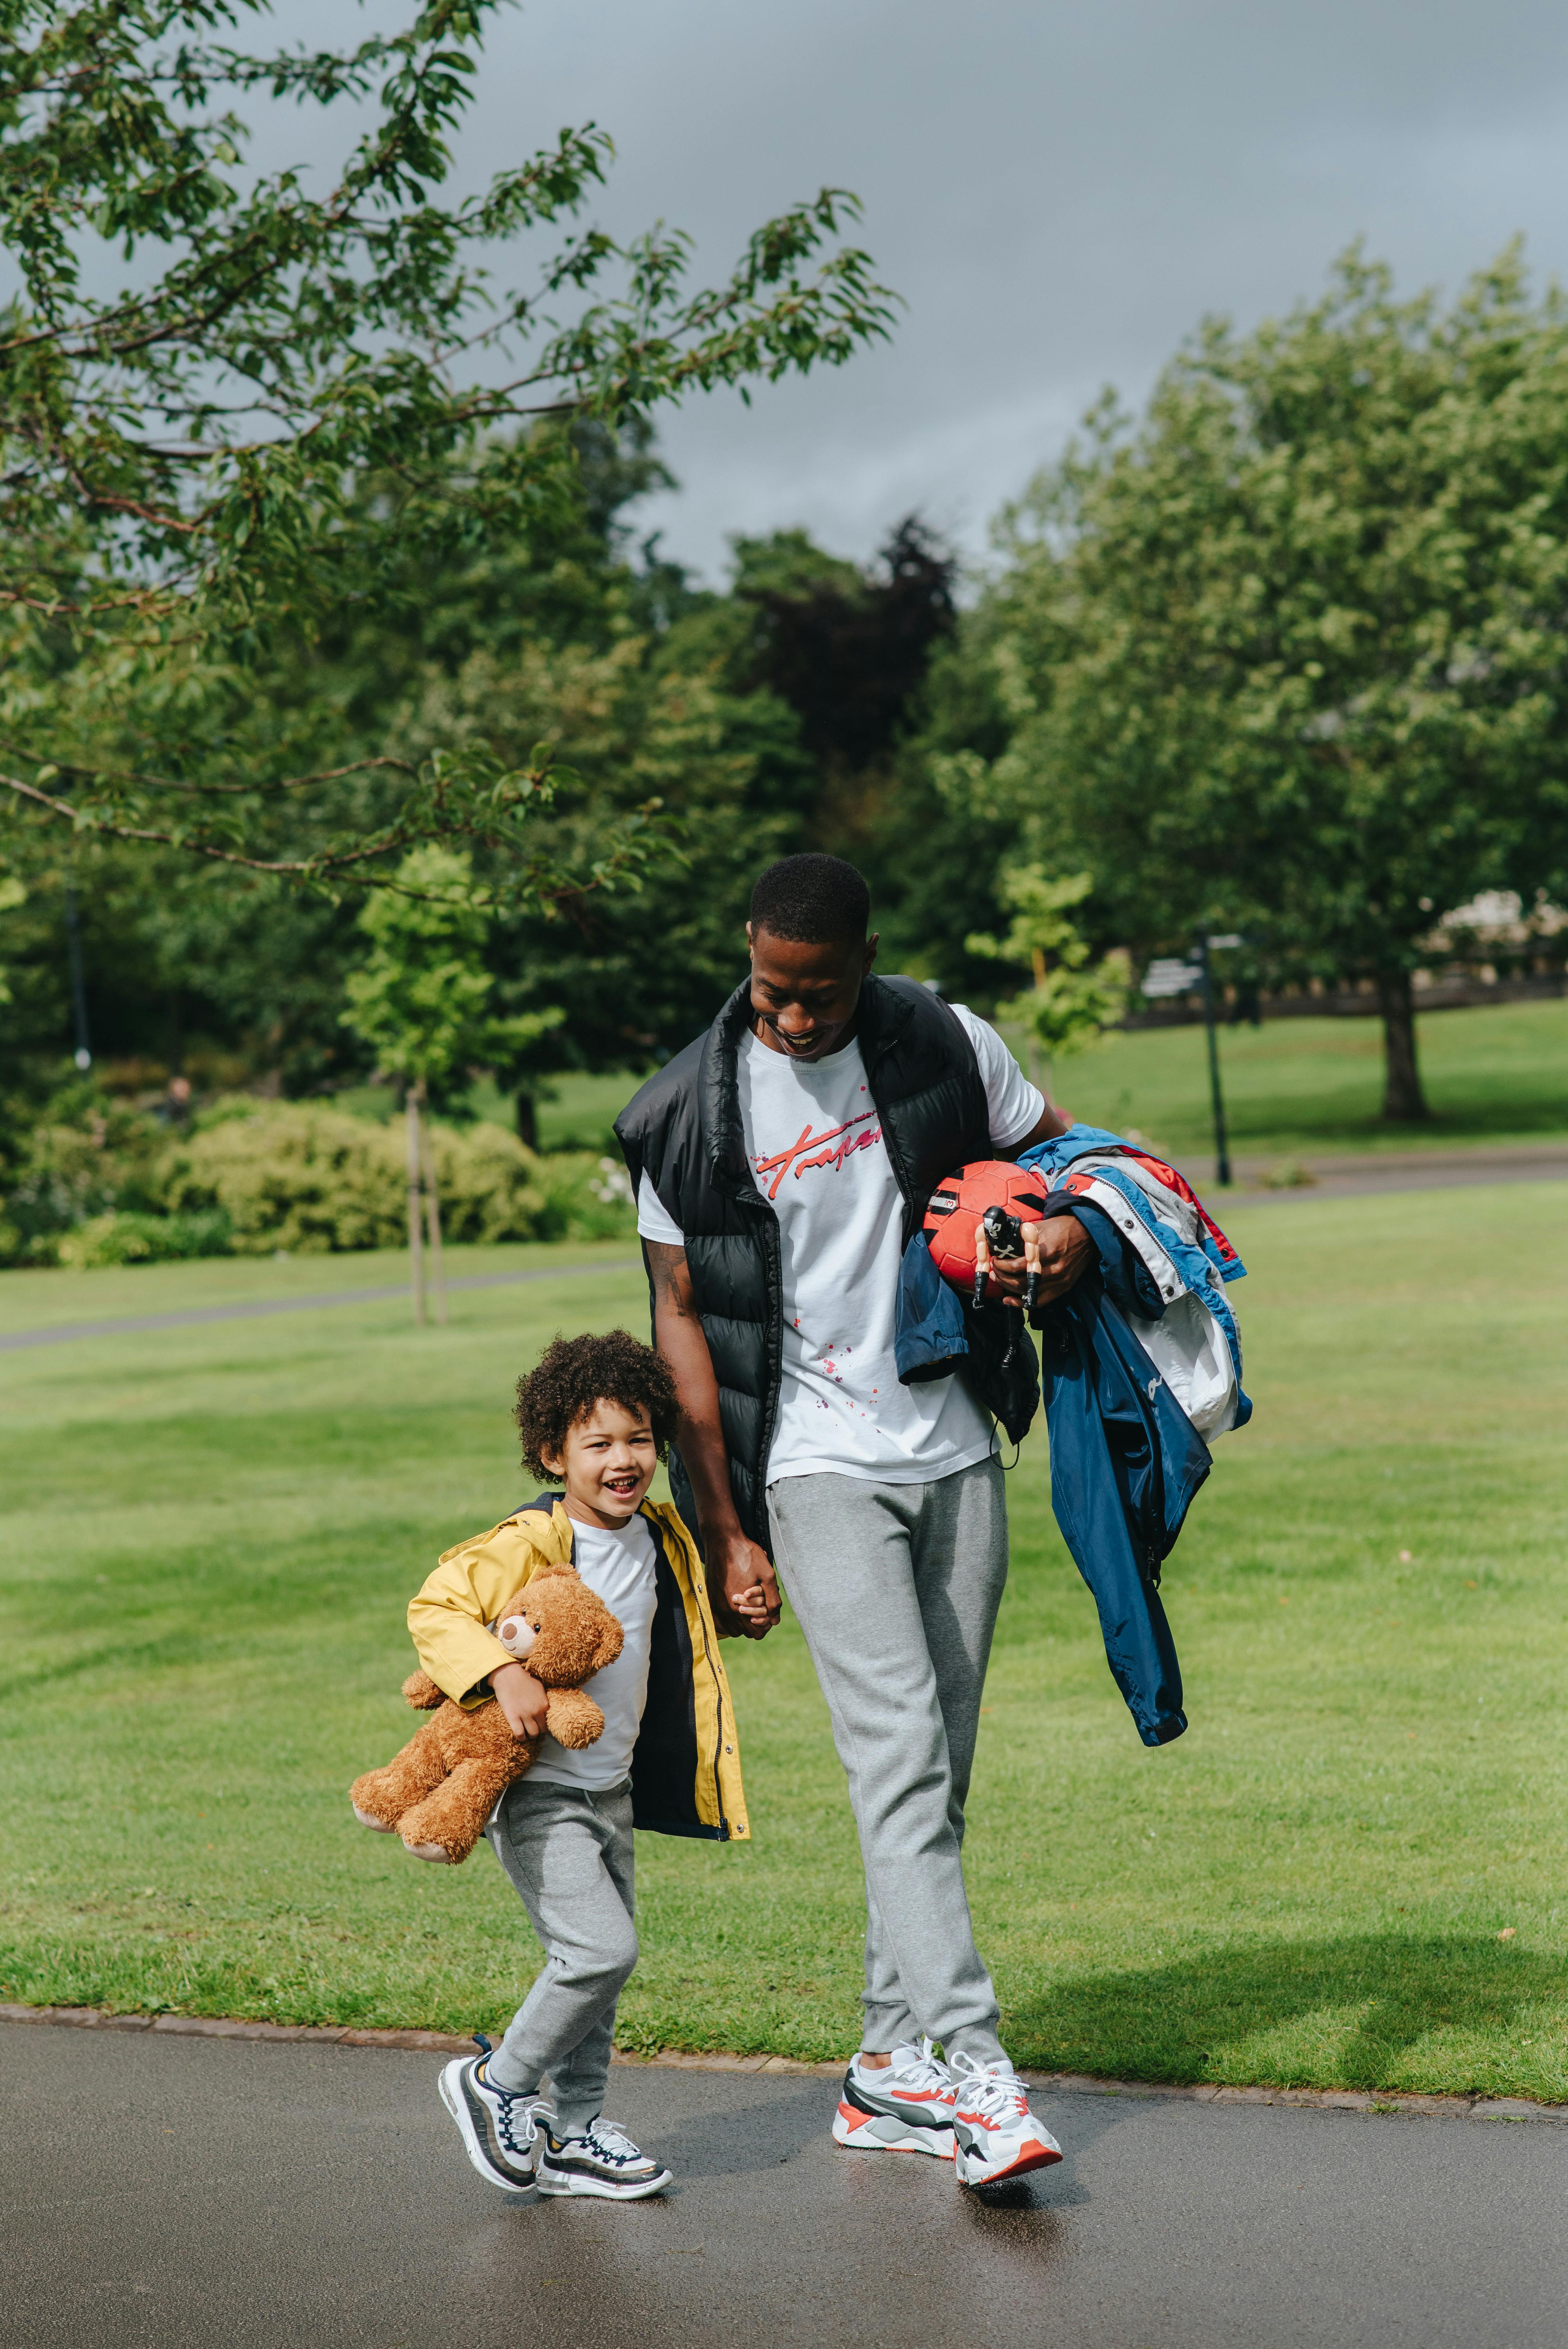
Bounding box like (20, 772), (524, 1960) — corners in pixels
(614, 853), (1091, 2189)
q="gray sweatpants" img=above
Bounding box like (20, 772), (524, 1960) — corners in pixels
(767, 1456), (1009, 2064)
(483, 1775), (637, 2133)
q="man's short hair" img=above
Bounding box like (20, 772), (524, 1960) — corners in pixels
(750, 854), (870, 945)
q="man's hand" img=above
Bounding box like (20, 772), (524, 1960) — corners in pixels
(706, 1527), (782, 1641)
(982, 1212), (1092, 1309)
(491, 1659), (550, 1740)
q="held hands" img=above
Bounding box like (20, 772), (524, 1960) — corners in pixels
(492, 1659), (550, 1740)
(708, 1530), (782, 1641)
(976, 1212), (1092, 1312)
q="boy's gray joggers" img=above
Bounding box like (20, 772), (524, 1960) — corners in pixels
(483, 1776), (637, 2133)
(767, 1456), (1009, 2065)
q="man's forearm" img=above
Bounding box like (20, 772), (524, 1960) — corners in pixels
(652, 1275), (741, 1542)
(646, 1238), (780, 1635)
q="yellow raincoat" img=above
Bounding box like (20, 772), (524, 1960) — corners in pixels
(408, 1495), (748, 1843)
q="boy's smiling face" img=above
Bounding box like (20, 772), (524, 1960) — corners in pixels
(543, 1398), (659, 1530)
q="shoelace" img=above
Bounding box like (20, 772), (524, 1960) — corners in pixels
(479, 2066), (541, 2157)
(497, 2101), (538, 2158)
(580, 2117), (645, 2166)
(887, 2037), (955, 2100)
(948, 2056), (1030, 2128)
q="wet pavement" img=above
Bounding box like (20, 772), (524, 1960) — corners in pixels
(4, 2021), (1565, 2348)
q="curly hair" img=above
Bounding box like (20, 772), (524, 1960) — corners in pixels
(514, 1328), (681, 1485)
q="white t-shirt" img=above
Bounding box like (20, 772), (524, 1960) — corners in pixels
(527, 1512), (659, 1791)
(636, 1004), (1044, 1487)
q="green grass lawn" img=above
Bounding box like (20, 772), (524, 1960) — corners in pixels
(1022, 996), (1568, 1167)
(2, 1191), (1565, 2098)
(534, 998), (1568, 1169)
(535, 1070), (652, 1154)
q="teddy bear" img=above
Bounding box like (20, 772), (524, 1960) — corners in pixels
(349, 1563), (624, 1864)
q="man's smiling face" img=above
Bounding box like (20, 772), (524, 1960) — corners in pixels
(748, 923), (879, 1061)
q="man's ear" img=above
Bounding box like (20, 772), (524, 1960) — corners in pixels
(862, 931), (880, 975)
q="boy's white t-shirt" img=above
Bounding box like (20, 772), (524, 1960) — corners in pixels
(526, 1512), (659, 1790)
(636, 1005), (1044, 1487)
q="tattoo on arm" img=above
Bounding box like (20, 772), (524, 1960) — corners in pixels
(646, 1239), (695, 1319)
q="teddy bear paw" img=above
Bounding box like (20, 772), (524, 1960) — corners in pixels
(403, 1837), (460, 1864)
(353, 1804), (396, 1832)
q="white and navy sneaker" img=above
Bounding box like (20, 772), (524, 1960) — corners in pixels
(832, 2038), (957, 2158)
(948, 2052), (1063, 2188)
(439, 2049), (549, 2193)
(534, 2115), (673, 2200)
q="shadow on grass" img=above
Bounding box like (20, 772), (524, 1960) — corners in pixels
(1010, 1933), (1564, 2096)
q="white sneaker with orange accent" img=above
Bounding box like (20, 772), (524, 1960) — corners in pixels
(948, 2052), (1063, 2187)
(831, 2038), (957, 2158)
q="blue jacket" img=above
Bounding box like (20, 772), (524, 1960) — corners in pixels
(894, 1126), (1250, 1747)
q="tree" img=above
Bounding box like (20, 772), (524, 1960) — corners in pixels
(0, 872), (25, 1009)
(341, 845), (558, 1319)
(0, 426), (834, 1123)
(965, 865), (1128, 1094)
(944, 247), (1568, 1120)
(738, 518), (956, 771)
(0, 0), (894, 909)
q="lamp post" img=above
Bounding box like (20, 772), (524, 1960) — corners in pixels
(65, 883), (92, 1072)
(1196, 932), (1242, 1187)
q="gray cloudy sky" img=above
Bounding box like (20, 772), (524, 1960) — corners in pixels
(281, 0), (1568, 578)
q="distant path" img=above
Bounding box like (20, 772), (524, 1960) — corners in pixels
(3, 1141), (1564, 1352)
(3, 2022), (1564, 2349)
(0, 1256), (641, 1354)
(1207, 1140), (1568, 1205)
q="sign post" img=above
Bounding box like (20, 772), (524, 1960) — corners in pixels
(1140, 940), (1242, 1187)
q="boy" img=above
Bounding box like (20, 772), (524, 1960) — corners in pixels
(418, 1329), (748, 2200)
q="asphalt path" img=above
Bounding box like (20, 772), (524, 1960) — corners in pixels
(1225, 1142), (1568, 1203)
(4, 1145), (1566, 1354)
(4, 2025), (1564, 2349)
(0, 1256), (641, 1352)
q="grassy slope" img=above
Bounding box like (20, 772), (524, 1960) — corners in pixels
(1055, 996), (1568, 1165)
(536, 998), (1568, 1166)
(1, 1194), (1564, 2096)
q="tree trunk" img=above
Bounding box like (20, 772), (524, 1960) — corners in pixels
(515, 1090), (538, 1152)
(418, 1093), (448, 1326)
(1377, 968), (1429, 1122)
(404, 1085), (426, 1325)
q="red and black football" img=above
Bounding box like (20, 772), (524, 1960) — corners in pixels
(922, 1160), (1051, 1302)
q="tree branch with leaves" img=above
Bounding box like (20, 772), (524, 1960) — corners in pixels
(0, 0), (896, 905)
(966, 864), (1128, 1098)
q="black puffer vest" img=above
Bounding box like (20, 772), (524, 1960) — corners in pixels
(614, 974), (1039, 1558)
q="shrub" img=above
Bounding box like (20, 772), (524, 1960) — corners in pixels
(1, 1098), (638, 1264)
(429, 1121), (552, 1247)
(162, 1105), (417, 1253)
(54, 1209), (233, 1270)
(529, 1153), (640, 1243)
(158, 1103), (634, 1253)
(0, 1098), (169, 1264)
